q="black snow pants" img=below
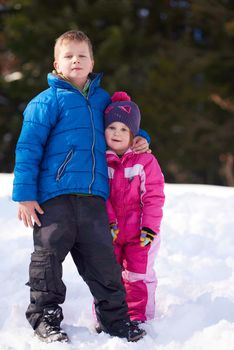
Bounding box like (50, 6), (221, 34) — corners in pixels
(25, 195), (128, 330)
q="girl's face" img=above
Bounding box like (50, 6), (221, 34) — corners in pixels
(105, 122), (132, 155)
(54, 40), (94, 89)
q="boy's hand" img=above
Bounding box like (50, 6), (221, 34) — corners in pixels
(131, 136), (151, 154)
(18, 201), (44, 228)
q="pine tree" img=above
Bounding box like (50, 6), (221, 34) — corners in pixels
(0, 0), (233, 185)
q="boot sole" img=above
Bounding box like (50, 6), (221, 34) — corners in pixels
(128, 329), (146, 342)
(95, 325), (146, 342)
(34, 331), (69, 343)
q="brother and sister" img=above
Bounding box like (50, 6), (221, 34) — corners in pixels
(12, 30), (165, 343)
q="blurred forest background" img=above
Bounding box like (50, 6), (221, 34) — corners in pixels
(0, 0), (234, 185)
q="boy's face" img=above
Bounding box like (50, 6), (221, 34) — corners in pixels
(105, 122), (131, 155)
(54, 40), (94, 89)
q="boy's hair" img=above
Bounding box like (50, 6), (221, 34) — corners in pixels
(54, 30), (93, 60)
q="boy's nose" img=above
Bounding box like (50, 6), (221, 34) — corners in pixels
(73, 56), (80, 63)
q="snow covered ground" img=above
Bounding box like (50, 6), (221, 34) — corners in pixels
(0, 173), (234, 350)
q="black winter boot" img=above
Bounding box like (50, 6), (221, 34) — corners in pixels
(34, 307), (69, 343)
(95, 319), (146, 342)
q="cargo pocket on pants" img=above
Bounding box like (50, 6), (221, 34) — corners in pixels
(27, 250), (58, 293)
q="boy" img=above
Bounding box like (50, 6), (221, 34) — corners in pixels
(12, 30), (148, 343)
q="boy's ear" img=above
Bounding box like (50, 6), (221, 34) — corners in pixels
(53, 60), (59, 73)
(90, 60), (94, 72)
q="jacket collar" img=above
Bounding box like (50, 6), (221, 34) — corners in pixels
(47, 72), (103, 94)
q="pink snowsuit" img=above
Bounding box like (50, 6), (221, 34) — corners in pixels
(106, 149), (165, 321)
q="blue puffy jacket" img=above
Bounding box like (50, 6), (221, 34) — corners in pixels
(12, 73), (111, 203)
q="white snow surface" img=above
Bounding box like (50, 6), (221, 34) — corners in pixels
(0, 173), (234, 350)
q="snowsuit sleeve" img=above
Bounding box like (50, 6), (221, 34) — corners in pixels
(12, 91), (58, 202)
(106, 199), (117, 225)
(140, 155), (165, 233)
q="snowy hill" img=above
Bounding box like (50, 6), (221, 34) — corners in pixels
(0, 173), (234, 350)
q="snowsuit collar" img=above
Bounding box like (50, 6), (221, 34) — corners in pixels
(106, 148), (134, 164)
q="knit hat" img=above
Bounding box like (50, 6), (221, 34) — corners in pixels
(104, 91), (141, 136)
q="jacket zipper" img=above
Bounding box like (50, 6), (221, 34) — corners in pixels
(64, 79), (96, 192)
(86, 82), (96, 194)
(56, 148), (74, 181)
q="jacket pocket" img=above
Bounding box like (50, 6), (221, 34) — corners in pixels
(56, 148), (74, 181)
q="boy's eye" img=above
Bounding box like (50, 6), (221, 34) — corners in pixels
(65, 55), (72, 58)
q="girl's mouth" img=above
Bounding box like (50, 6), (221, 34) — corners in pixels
(112, 139), (121, 142)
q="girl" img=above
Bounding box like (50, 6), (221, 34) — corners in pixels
(104, 92), (165, 323)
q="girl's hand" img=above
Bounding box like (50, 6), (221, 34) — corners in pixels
(110, 223), (119, 241)
(140, 227), (157, 247)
